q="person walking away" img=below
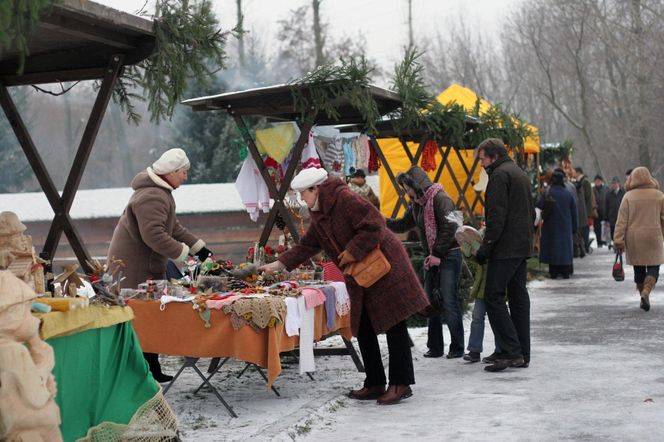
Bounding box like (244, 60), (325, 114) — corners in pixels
(572, 167), (593, 255)
(592, 175), (609, 247)
(347, 168), (380, 209)
(386, 166), (464, 359)
(259, 167), (429, 405)
(107, 148), (214, 383)
(604, 176), (625, 247)
(473, 138), (534, 372)
(613, 167), (664, 311)
(537, 169), (578, 279)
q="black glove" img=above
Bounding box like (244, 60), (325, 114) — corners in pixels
(195, 247), (214, 262)
(475, 245), (489, 265)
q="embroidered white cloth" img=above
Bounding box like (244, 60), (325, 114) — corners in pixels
(235, 155), (270, 221)
(328, 281), (350, 316)
(301, 130), (322, 169)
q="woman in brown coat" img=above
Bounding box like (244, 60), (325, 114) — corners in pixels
(260, 167), (429, 405)
(107, 148), (213, 381)
(613, 167), (664, 311)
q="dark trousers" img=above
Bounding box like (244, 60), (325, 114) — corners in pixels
(593, 218), (604, 246)
(634, 265), (660, 284)
(144, 352), (165, 376)
(581, 225), (591, 252)
(485, 258), (530, 359)
(357, 306), (414, 387)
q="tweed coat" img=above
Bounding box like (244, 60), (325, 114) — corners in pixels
(278, 177), (430, 336)
(613, 167), (664, 266)
(107, 169), (203, 288)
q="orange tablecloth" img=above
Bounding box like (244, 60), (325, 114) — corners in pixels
(130, 299), (351, 387)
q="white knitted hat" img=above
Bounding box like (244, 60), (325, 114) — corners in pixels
(152, 148), (190, 174)
(291, 167), (328, 191)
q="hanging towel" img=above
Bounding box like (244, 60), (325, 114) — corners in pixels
(302, 287), (326, 309)
(343, 138), (356, 176)
(301, 130), (322, 169)
(368, 140), (381, 173)
(255, 122), (300, 164)
(235, 155), (270, 222)
(298, 296), (316, 374)
(323, 136), (345, 176)
(359, 134), (371, 171)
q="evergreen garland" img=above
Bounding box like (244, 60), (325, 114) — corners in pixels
(0, 0), (61, 74)
(288, 57), (381, 132)
(390, 47), (531, 154)
(2, 0), (228, 124)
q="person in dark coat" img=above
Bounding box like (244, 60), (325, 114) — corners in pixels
(537, 170), (578, 278)
(259, 167), (429, 405)
(386, 166), (464, 359)
(474, 138), (534, 372)
(604, 176), (625, 243)
(592, 175), (609, 247)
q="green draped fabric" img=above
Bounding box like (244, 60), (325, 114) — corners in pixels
(48, 321), (159, 441)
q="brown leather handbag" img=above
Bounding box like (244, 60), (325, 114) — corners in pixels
(343, 247), (391, 288)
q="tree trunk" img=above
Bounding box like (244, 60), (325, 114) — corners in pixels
(632, 0), (651, 169)
(236, 0), (245, 69)
(312, 0), (324, 67)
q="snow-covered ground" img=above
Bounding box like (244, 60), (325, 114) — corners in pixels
(162, 244), (664, 441)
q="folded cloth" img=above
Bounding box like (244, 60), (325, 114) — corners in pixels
(159, 295), (195, 311)
(328, 281), (350, 316)
(284, 297), (301, 337)
(302, 287), (326, 309)
(319, 285), (337, 330)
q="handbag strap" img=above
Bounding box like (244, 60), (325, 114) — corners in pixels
(615, 252), (623, 265)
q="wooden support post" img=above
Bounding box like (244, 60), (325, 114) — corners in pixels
(230, 112), (314, 246)
(369, 137), (410, 218)
(41, 54), (124, 272)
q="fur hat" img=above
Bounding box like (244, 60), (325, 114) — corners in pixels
(350, 167), (366, 178)
(291, 167), (328, 191)
(151, 148), (190, 174)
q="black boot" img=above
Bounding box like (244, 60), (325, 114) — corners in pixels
(144, 352), (173, 383)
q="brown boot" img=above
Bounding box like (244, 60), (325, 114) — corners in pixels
(376, 384), (413, 405)
(640, 276), (657, 312)
(348, 385), (385, 400)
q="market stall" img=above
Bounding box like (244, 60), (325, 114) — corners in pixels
(37, 305), (177, 441)
(130, 283), (352, 417)
(0, 0), (156, 274)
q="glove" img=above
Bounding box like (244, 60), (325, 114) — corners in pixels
(474, 245), (489, 265)
(337, 250), (356, 268)
(195, 247), (213, 262)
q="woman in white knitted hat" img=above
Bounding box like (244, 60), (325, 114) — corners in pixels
(260, 167), (429, 405)
(107, 148), (213, 382)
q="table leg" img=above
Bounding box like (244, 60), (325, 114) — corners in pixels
(194, 357), (231, 395)
(236, 363), (280, 397)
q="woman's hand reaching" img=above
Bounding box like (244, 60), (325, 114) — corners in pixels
(258, 260), (286, 274)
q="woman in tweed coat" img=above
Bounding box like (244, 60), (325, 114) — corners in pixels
(260, 168), (429, 405)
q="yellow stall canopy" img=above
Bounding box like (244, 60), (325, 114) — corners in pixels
(379, 84), (540, 218)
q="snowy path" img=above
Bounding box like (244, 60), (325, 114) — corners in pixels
(170, 246), (664, 441)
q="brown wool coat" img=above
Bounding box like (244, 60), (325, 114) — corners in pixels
(613, 167), (664, 266)
(278, 177), (430, 336)
(107, 170), (202, 288)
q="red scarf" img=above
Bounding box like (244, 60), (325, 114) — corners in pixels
(415, 183), (443, 253)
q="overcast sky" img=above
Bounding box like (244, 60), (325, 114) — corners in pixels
(96, 0), (520, 72)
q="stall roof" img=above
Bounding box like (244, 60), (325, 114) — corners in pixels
(181, 82), (403, 124)
(0, 0), (155, 86)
